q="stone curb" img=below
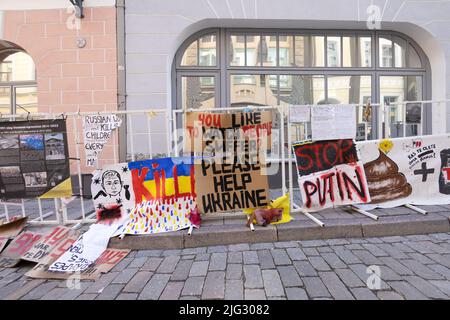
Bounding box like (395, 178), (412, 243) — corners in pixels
(108, 211), (450, 250)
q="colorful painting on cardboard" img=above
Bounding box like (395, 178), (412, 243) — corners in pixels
(356, 134), (450, 209)
(91, 157), (196, 235)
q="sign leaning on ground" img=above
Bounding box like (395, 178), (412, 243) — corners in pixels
(0, 119), (72, 200)
(356, 134), (450, 209)
(185, 111), (272, 214)
(83, 114), (122, 167)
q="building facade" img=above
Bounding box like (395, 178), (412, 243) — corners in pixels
(0, 0), (119, 170)
(1, 0), (449, 163)
(124, 0), (450, 157)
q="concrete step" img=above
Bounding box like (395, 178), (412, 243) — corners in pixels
(108, 207), (450, 250)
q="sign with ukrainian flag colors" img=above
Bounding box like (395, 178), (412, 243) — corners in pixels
(91, 157), (196, 235)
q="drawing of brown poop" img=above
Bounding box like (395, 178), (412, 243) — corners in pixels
(364, 150), (412, 204)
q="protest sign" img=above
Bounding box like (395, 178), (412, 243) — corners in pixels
(0, 231), (42, 267)
(26, 233), (129, 280)
(290, 105), (311, 123)
(83, 114), (122, 167)
(0, 119), (71, 199)
(356, 135), (450, 209)
(21, 226), (71, 263)
(293, 139), (371, 211)
(311, 105), (356, 141)
(91, 157), (196, 235)
(185, 111), (272, 214)
(48, 223), (117, 273)
(0, 216), (28, 238)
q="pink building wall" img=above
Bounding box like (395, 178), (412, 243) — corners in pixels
(2, 7), (118, 172)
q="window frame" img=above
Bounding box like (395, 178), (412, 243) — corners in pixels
(173, 28), (431, 134)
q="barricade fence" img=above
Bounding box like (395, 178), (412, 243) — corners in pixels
(0, 99), (446, 226)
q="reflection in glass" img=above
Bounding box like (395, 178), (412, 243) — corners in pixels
(230, 35), (245, 66)
(393, 36), (406, 68)
(181, 34), (216, 67)
(327, 37), (341, 67)
(262, 36), (277, 67)
(181, 40), (198, 66)
(343, 37), (356, 67)
(379, 37), (393, 67)
(15, 86), (37, 113)
(279, 35), (294, 66)
(181, 76), (215, 109)
(0, 52), (35, 82)
(408, 44), (421, 68)
(199, 35), (216, 66)
(294, 36), (325, 67)
(0, 86), (11, 114)
(246, 35), (260, 66)
(277, 75), (325, 106)
(360, 36), (372, 67)
(230, 74), (278, 107)
(327, 75), (371, 104)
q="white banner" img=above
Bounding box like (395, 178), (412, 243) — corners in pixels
(83, 114), (122, 167)
(356, 134), (450, 209)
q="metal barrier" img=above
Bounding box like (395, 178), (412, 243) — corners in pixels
(0, 108), (171, 226)
(0, 99), (447, 226)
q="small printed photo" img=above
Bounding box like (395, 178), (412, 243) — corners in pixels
(45, 133), (65, 160)
(0, 166), (21, 178)
(0, 135), (19, 149)
(23, 172), (47, 188)
(19, 134), (44, 151)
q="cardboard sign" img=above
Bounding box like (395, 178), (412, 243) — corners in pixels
(293, 139), (371, 211)
(48, 223), (118, 273)
(91, 157), (196, 235)
(26, 232), (129, 280)
(0, 236), (9, 254)
(298, 163), (370, 211)
(293, 139), (358, 177)
(185, 111), (272, 213)
(0, 231), (43, 267)
(0, 216), (28, 238)
(83, 114), (122, 167)
(0, 119), (72, 199)
(356, 135), (450, 209)
(77, 248), (130, 279)
(26, 234), (80, 279)
(21, 226), (71, 263)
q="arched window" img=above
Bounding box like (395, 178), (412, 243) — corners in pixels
(0, 49), (37, 115)
(173, 28), (430, 140)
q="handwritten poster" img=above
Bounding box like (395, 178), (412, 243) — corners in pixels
(185, 111), (272, 213)
(83, 114), (122, 167)
(21, 226), (71, 263)
(0, 231), (43, 267)
(356, 135), (450, 209)
(290, 105), (311, 123)
(311, 105), (356, 141)
(91, 157), (196, 235)
(48, 223), (118, 273)
(293, 139), (371, 211)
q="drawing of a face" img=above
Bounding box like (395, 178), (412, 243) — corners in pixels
(102, 170), (122, 196)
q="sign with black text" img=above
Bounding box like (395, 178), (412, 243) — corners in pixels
(0, 119), (72, 199)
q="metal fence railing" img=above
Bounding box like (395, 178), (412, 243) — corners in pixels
(0, 99), (447, 226)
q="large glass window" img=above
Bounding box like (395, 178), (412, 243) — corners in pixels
(175, 29), (428, 138)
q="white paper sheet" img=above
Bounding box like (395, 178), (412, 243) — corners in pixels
(311, 105), (356, 141)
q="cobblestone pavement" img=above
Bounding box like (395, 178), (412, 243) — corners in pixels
(1, 233), (450, 300)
